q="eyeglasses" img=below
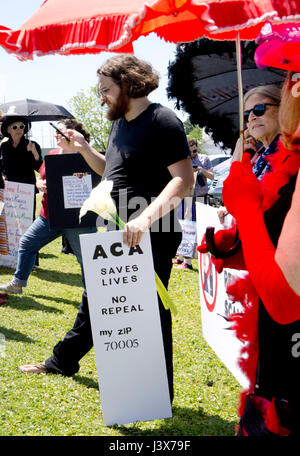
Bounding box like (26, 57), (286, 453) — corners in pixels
(244, 103), (278, 123)
(10, 124), (25, 130)
(97, 82), (118, 98)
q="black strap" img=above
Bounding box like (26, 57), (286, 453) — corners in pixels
(205, 226), (241, 259)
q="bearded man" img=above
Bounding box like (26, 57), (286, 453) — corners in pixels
(20, 55), (193, 404)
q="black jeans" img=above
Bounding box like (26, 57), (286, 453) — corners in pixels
(45, 231), (182, 403)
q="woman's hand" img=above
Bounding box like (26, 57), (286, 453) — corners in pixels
(222, 154), (263, 218)
(36, 178), (47, 194)
(27, 141), (40, 161)
(232, 129), (257, 162)
(217, 206), (229, 225)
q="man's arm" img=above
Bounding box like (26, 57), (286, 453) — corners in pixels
(123, 158), (194, 247)
(64, 129), (106, 176)
(198, 166), (214, 180)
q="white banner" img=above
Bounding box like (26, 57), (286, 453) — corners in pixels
(79, 230), (172, 425)
(0, 181), (34, 268)
(196, 202), (249, 389)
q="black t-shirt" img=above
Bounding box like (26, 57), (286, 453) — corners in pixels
(0, 137), (43, 187)
(102, 103), (190, 229)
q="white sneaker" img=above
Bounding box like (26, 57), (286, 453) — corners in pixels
(0, 281), (23, 294)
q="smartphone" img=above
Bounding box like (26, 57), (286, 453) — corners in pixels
(49, 122), (70, 142)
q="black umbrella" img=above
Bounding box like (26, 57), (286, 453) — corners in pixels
(167, 39), (286, 151)
(0, 98), (73, 121)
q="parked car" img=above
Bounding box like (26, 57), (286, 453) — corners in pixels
(208, 154), (230, 168)
(207, 157), (232, 206)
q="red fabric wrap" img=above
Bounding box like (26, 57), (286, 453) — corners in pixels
(222, 149), (300, 325)
(202, 141), (300, 429)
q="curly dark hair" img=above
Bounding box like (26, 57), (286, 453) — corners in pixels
(97, 54), (159, 99)
(59, 118), (90, 143)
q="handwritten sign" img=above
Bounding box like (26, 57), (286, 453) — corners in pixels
(79, 230), (172, 425)
(176, 219), (197, 259)
(0, 181), (34, 268)
(62, 174), (92, 209)
(196, 202), (249, 389)
(45, 153), (101, 229)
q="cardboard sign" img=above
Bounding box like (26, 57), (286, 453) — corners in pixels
(0, 181), (34, 269)
(45, 153), (101, 229)
(196, 202), (249, 389)
(79, 230), (172, 425)
(176, 219), (197, 259)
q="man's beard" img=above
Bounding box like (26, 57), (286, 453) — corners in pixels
(104, 88), (130, 121)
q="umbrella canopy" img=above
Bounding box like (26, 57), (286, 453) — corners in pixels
(124, 0), (300, 45)
(0, 0), (140, 59)
(0, 0), (297, 60)
(167, 38), (286, 151)
(0, 98), (74, 122)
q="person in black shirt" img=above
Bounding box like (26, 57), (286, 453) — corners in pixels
(0, 116), (43, 268)
(0, 116), (43, 187)
(19, 55), (194, 404)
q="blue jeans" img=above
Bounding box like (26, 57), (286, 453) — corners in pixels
(12, 215), (96, 288)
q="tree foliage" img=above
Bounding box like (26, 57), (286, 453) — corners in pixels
(67, 87), (111, 152)
(183, 119), (204, 152)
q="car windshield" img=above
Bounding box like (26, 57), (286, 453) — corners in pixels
(213, 158), (231, 175)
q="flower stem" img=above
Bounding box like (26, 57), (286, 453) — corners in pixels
(110, 213), (177, 315)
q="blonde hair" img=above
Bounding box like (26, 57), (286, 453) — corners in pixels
(244, 84), (282, 105)
(279, 73), (300, 149)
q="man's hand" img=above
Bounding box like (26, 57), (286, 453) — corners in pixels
(65, 129), (88, 153)
(123, 214), (152, 247)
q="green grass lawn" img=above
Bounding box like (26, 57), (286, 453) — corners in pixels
(0, 196), (241, 436)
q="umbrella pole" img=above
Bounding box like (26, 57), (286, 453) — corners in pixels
(236, 33), (244, 162)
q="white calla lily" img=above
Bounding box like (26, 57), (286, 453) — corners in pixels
(79, 178), (177, 315)
(79, 179), (117, 223)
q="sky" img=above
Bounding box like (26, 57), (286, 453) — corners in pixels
(0, 1), (220, 153)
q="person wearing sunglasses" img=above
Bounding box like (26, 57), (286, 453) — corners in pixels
(232, 85), (281, 180)
(0, 116), (43, 269)
(0, 116), (43, 187)
(199, 71), (300, 434)
(217, 85), (282, 227)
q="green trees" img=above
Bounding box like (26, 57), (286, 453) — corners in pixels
(183, 119), (205, 152)
(67, 87), (111, 152)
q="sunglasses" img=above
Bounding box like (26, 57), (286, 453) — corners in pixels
(10, 124), (25, 130)
(244, 103), (278, 123)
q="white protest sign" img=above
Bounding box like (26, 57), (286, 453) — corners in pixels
(196, 202), (249, 389)
(62, 174), (92, 209)
(79, 230), (172, 425)
(176, 219), (197, 259)
(0, 181), (34, 268)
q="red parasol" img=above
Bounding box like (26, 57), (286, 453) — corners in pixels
(0, 0), (144, 58)
(1, 0), (299, 155)
(1, 0), (300, 61)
